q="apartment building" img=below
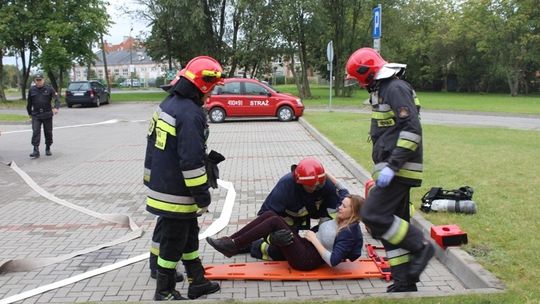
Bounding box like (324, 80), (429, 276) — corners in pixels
(70, 37), (170, 86)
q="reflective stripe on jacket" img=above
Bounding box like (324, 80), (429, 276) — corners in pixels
(257, 173), (345, 230)
(145, 95), (210, 219)
(369, 79), (423, 187)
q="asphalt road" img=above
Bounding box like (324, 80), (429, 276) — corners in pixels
(1, 103), (539, 132)
(310, 107), (540, 131)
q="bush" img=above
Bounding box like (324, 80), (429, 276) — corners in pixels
(155, 76), (166, 88)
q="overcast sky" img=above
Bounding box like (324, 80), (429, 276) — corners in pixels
(105, 0), (148, 44)
(1, 0), (148, 66)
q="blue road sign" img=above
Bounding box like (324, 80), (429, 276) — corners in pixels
(372, 5), (382, 39)
(166, 69), (176, 80)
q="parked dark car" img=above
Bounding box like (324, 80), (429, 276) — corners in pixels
(65, 81), (110, 107)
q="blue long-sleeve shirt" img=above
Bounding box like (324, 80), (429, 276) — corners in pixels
(316, 220), (363, 266)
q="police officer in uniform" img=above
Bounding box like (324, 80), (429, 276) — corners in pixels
(346, 48), (434, 292)
(27, 73), (60, 158)
(144, 56), (223, 301)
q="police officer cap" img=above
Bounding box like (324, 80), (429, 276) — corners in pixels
(34, 73), (44, 79)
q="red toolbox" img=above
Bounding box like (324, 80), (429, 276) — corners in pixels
(430, 225), (468, 248)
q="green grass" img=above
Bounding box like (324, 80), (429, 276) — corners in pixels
(277, 84), (540, 115)
(0, 113), (29, 122)
(416, 92), (540, 114)
(110, 92), (167, 102)
(303, 111), (540, 303)
(3, 85), (539, 114)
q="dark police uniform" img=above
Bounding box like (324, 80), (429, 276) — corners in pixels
(251, 173), (347, 260)
(361, 77), (425, 289)
(26, 83), (60, 150)
(144, 78), (218, 299)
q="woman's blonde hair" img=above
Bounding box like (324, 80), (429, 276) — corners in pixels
(337, 194), (364, 231)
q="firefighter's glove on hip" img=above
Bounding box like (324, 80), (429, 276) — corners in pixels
(196, 207), (208, 216)
(268, 229), (294, 246)
(376, 167), (395, 188)
(205, 150), (226, 189)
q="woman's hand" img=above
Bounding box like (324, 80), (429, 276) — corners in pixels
(304, 230), (318, 243)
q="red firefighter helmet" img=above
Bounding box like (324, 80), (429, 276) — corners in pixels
(169, 69), (185, 86)
(179, 56), (224, 94)
(345, 47), (387, 88)
(294, 157), (326, 188)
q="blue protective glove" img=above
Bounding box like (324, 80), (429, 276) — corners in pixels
(376, 167), (395, 188)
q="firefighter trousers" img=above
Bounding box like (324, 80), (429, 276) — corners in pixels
(155, 217), (200, 273)
(362, 181), (424, 255)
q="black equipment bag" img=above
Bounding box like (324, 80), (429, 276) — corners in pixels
(420, 186), (474, 213)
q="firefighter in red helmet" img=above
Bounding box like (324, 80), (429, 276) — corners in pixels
(346, 47), (433, 292)
(208, 157), (349, 261)
(144, 55), (224, 300)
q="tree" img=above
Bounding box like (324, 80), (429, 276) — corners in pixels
(0, 0), (40, 100)
(315, 0), (370, 97)
(136, 0), (222, 70)
(233, 1), (280, 79)
(274, 0), (321, 99)
(0, 47), (5, 102)
(34, 0), (110, 94)
(0, 0), (110, 99)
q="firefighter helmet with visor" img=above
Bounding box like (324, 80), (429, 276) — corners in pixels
(179, 56), (224, 94)
(346, 47), (387, 88)
(294, 157), (326, 188)
(346, 48), (407, 88)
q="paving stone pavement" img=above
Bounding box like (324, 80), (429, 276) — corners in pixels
(0, 104), (500, 303)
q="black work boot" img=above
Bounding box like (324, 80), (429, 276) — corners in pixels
(206, 237), (238, 258)
(153, 269), (187, 301)
(29, 146), (40, 158)
(45, 145), (52, 156)
(149, 253), (184, 282)
(387, 282), (418, 292)
(408, 242), (435, 282)
(386, 262), (417, 292)
(185, 259), (220, 299)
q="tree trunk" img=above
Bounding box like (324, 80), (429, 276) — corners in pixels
(20, 49), (32, 100)
(47, 71), (59, 92)
(0, 48), (6, 102)
(296, 12), (311, 98)
(506, 70), (519, 97)
(228, 7), (241, 77)
(86, 61), (91, 81)
(289, 51), (303, 99)
(217, 0), (227, 59)
(59, 70), (64, 97)
(100, 33), (111, 92)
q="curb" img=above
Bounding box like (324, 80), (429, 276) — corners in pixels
(299, 117), (505, 292)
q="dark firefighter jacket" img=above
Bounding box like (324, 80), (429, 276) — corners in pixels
(369, 78), (423, 187)
(257, 173), (347, 230)
(144, 79), (210, 219)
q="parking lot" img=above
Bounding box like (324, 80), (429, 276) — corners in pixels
(0, 103), (502, 303)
